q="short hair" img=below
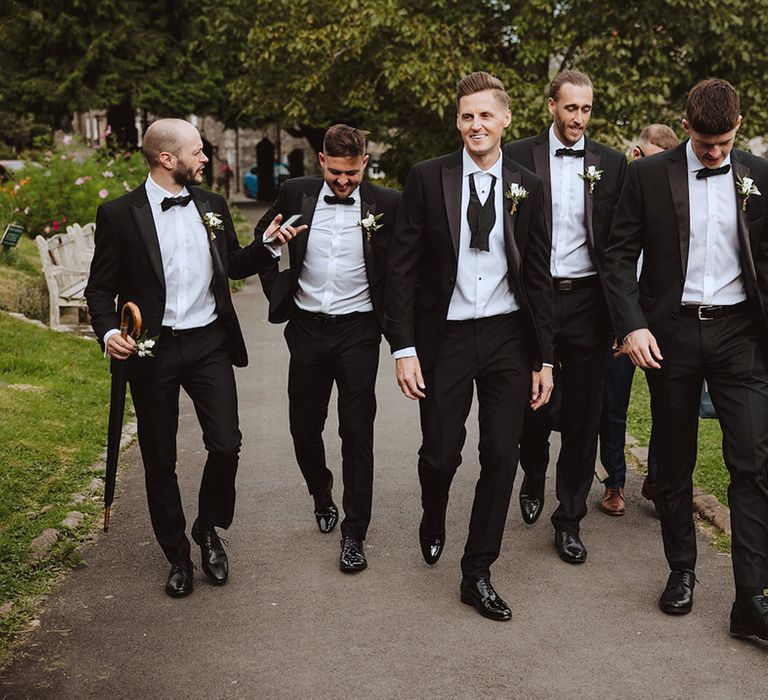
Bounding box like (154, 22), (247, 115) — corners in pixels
(685, 79), (740, 135)
(455, 71), (509, 112)
(638, 124), (679, 151)
(141, 118), (192, 168)
(322, 124), (368, 158)
(549, 70), (594, 101)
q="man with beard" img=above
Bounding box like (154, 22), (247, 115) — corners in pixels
(503, 70), (626, 564)
(86, 118), (303, 597)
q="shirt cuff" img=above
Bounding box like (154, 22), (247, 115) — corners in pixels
(103, 328), (120, 357)
(393, 347), (417, 360)
(541, 362), (554, 368)
(262, 232), (281, 258)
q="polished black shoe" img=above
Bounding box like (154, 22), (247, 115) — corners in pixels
(658, 569), (696, 615)
(460, 578), (512, 621)
(165, 560), (194, 597)
(730, 595), (768, 641)
(519, 476), (545, 525)
(313, 477), (339, 534)
(554, 531), (587, 564)
(339, 536), (367, 572)
(419, 512), (445, 566)
(191, 519), (228, 585)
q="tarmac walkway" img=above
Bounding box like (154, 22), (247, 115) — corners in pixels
(1, 204), (766, 698)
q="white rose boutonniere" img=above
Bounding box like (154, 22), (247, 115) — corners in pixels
(578, 165), (604, 195)
(358, 211), (383, 242)
(135, 330), (159, 358)
(736, 175), (761, 212)
(201, 212), (224, 240)
(504, 182), (529, 215)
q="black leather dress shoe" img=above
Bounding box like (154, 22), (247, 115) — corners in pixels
(339, 536), (367, 572)
(554, 531), (587, 564)
(313, 477), (339, 534)
(165, 560), (194, 597)
(658, 569), (696, 614)
(460, 578), (512, 621)
(519, 476), (545, 525)
(191, 519), (228, 585)
(419, 512), (445, 565)
(730, 595), (768, 641)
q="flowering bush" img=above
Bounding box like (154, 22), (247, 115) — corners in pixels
(0, 136), (146, 238)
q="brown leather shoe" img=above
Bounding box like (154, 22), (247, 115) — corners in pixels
(600, 487), (625, 516)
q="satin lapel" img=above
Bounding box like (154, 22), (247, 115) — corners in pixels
(130, 186), (164, 288)
(583, 147), (601, 251)
(532, 139), (552, 239)
(360, 182), (376, 289)
(295, 191), (317, 272)
(501, 162), (523, 281)
(441, 160), (462, 258)
(191, 192), (226, 280)
(666, 154), (690, 280)
(732, 157), (758, 284)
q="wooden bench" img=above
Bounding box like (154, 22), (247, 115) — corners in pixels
(36, 223), (95, 329)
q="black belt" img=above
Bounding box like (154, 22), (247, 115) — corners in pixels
(161, 320), (217, 336)
(552, 275), (599, 292)
(679, 301), (749, 321)
(295, 309), (371, 325)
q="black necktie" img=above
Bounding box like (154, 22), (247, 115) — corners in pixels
(467, 173), (496, 252)
(324, 195), (355, 205)
(696, 164), (731, 179)
(555, 148), (586, 157)
(160, 194), (193, 211)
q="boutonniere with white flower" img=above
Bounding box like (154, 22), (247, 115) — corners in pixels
(135, 330), (159, 358)
(201, 212), (224, 240)
(504, 182), (529, 215)
(578, 165), (604, 195)
(358, 211), (383, 242)
(736, 175), (761, 212)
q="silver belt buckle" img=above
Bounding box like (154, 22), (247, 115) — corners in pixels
(698, 305), (715, 321)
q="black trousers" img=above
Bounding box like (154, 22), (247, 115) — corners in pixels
(417, 313), (530, 580)
(129, 321), (242, 564)
(646, 310), (768, 591)
(285, 312), (381, 540)
(519, 283), (610, 532)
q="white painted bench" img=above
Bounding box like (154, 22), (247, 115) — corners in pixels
(36, 223), (95, 329)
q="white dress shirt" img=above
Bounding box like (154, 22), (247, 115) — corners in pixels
(295, 183), (373, 315)
(548, 125), (594, 278)
(103, 175), (216, 348)
(682, 141), (746, 305)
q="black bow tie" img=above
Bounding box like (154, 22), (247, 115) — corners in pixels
(324, 195), (355, 205)
(555, 148), (586, 157)
(160, 194), (193, 211)
(696, 164), (731, 179)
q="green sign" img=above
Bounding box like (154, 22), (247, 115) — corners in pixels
(1, 223), (23, 248)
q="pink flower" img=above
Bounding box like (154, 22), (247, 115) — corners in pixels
(102, 170), (114, 178)
(43, 225), (51, 234)
(62, 134), (73, 145)
(75, 175), (92, 186)
(98, 188), (109, 199)
(122, 180), (131, 192)
(52, 220), (60, 231)
(104, 125), (112, 138)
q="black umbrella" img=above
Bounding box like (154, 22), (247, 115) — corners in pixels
(103, 301), (142, 532)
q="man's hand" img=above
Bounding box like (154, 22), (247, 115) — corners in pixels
(107, 333), (136, 360)
(623, 328), (663, 369)
(530, 365), (554, 411)
(262, 213), (307, 248)
(395, 356), (426, 400)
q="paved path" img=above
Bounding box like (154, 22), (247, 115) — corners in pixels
(2, 205), (766, 698)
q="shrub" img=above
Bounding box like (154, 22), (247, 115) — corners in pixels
(0, 136), (146, 239)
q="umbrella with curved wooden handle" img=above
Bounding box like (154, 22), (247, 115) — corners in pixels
(103, 301), (142, 532)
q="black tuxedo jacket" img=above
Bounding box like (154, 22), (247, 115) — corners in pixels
(85, 183), (275, 372)
(385, 149), (554, 370)
(503, 130), (627, 273)
(603, 142), (768, 343)
(255, 176), (401, 329)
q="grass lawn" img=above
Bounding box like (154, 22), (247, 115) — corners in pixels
(625, 369), (730, 508)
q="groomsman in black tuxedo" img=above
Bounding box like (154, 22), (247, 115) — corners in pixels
(255, 125), (400, 572)
(604, 79), (768, 641)
(503, 70), (626, 564)
(86, 119), (299, 596)
(386, 72), (554, 620)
